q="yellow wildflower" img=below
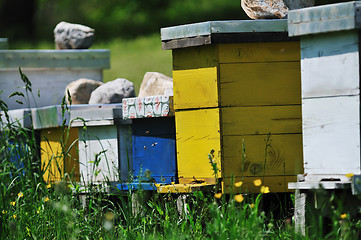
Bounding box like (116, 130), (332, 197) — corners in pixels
(253, 179), (262, 187)
(2, 210), (7, 214)
(37, 210), (40, 214)
(346, 173), (354, 178)
(250, 204), (255, 208)
(12, 214), (16, 219)
(234, 181), (243, 188)
(260, 186), (270, 194)
(18, 192), (23, 198)
(10, 201), (15, 206)
(340, 213), (347, 219)
(214, 193), (222, 199)
(44, 197), (50, 202)
(234, 194), (244, 203)
(46, 184), (51, 189)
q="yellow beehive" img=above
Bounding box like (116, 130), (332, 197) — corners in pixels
(40, 127), (79, 182)
(162, 20), (303, 193)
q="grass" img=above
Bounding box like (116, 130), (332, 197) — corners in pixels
(10, 34), (173, 95)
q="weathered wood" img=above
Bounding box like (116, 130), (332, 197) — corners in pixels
(41, 127), (79, 182)
(162, 33), (295, 50)
(221, 105), (302, 136)
(288, 1), (361, 37)
(161, 20), (288, 41)
(218, 41), (300, 63)
(175, 108), (221, 184)
(302, 96), (361, 175)
(220, 62), (301, 107)
(300, 31), (360, 98)
(0, 49), (110, 69)
(222, 134), (303, 177)
(78, 125), (119, 184)
(172, 45), (218, 70)
(173, 67), (219, 110)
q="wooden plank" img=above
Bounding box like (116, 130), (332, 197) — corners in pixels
(302, 96), (361, 175)
(118, 124), (133, 182)
(161, 20), (288, 41)
(0, 49), (110, 69)
(288, 2), (361, 37)
(172, 45), (218, 70)
(173, 67), (219, 110)
(176, 108), (221, 184)
(300, 32), (360, 98)
(78, 125), (119, 184)
(220, 62), (301, 107)
(223, 176), (297, 193)
(221, 105), (302, 136)
(162, 36), (211, 50)
(41, 127), (79, 183)
(222, 134), (303, 177)
(218, 42), (300, 63)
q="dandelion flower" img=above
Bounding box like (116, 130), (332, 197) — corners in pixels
(340, 213), (347, 219)
(234, 194), (244, 203)
(44, 197), (50, 202)
(214, 193), (222, 199)
(234, 181), (243, 188)
(46, 184), (51, 189)
(10, 201), (15, 206)
(18, 192), (23, 198)
(260, 186), (270, 194)
(253, 179), (262, 186)
(346, 173), (354, 178)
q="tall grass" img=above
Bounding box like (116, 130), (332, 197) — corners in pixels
(1, 71), (361, 239)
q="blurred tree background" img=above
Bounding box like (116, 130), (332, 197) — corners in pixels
(0, 0), (351, 43)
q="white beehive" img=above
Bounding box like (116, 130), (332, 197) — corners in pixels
(288, 1), (361, 183)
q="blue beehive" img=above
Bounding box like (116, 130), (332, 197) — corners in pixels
(118, 96), (176, 190)
(132, 117), (176, 184)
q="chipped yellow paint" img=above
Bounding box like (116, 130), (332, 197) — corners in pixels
(41, 127), (79, 183)
(175, 108), (221, 184)
(173, 67), (219, 110)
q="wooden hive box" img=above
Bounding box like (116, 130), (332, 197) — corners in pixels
(118, 96), (176, 190)
(32, 105), (79, 183)
(70, 104), (132, 188)
(288, 1), (361, 185)
(161, 20), (303, 193)
(0, 49), (109, 110)
(32, 104), (132, 186)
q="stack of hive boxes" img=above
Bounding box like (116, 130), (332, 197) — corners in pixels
(162, 20), (303, 192)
